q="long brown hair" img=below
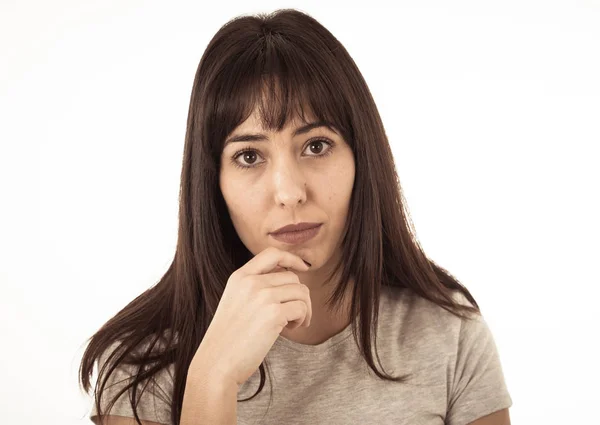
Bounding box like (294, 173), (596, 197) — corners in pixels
(79, 8), (480, 425)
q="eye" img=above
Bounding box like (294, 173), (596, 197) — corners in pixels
(230, 138), (335, 170)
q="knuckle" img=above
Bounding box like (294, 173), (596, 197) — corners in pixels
(266, 303), (281, 320)
(238, 275), (259, 295)
(299, 301), (307, 313)
(298, 302), (308, 319)
(227, 270), (239, 284)
(244, 274), (258, 287)
(256, 288), (272, 304)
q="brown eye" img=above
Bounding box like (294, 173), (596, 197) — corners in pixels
(308, 140), (325, 154)
(230, 138), (335, 170)
(241, 151), (258, 165)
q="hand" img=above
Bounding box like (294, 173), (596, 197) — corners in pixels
(191, 246), (312, 388)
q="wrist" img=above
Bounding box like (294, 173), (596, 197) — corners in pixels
(188, 357), (239, 391)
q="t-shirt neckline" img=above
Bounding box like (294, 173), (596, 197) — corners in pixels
(272, 321), (354, 353)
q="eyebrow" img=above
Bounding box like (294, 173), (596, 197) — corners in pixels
(224, 121), (339, 146)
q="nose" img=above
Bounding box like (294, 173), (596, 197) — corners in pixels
(272, 156), (307, 208)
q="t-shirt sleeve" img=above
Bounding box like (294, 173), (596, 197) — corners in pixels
(89, 342), (173, 425)
(445, 312), (513, 425)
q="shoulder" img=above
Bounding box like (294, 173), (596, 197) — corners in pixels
(97, 331), (177, 387)
(380, 285), (477, 335)
(379, 285), (512, 421)
(378, 285), (490, 367)
(91, 332), (177, 423)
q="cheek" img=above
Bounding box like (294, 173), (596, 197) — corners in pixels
(327, 162), (355, 202)
(221, 181), (262, 223)
(323, 176), (353, 224)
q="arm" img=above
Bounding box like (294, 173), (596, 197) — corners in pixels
(92, 417), (166, 425)
(445, 309), (513, 425)
(94, 377), (238, 425)
(180, 364), (238, 425)
(467, 408), (511, 425)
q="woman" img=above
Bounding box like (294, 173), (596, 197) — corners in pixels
(79, 8), (512, 425)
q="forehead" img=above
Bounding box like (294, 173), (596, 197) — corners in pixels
(233, 106), (316, 133)
(224, 109), (340, 149)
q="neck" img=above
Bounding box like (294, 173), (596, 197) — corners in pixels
(279, 274), (355, 345)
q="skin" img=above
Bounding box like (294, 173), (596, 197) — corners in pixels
(219, 107), (356, 345)
(102, 108), (511, 425)
(468, 408), (511, 425)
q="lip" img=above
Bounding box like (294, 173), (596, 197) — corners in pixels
(270, 224), (322, 244)
(271, 222), (322, 235)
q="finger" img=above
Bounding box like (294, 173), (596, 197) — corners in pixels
(244, 247), (309, 276)
(264, 271), (301, 287)
(282, 300), (309, 329)
(268, 282), (312, 327)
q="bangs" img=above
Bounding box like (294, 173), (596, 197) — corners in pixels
(208, 32), (352, 152)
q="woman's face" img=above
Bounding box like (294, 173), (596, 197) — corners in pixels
(219, 108), (355, 271)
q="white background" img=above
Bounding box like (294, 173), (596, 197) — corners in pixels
(1, 1), (599, 424)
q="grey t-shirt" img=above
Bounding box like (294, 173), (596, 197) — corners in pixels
(90, 286), (512, 424)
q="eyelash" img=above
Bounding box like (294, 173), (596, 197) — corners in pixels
(229, 138), (335, 170)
